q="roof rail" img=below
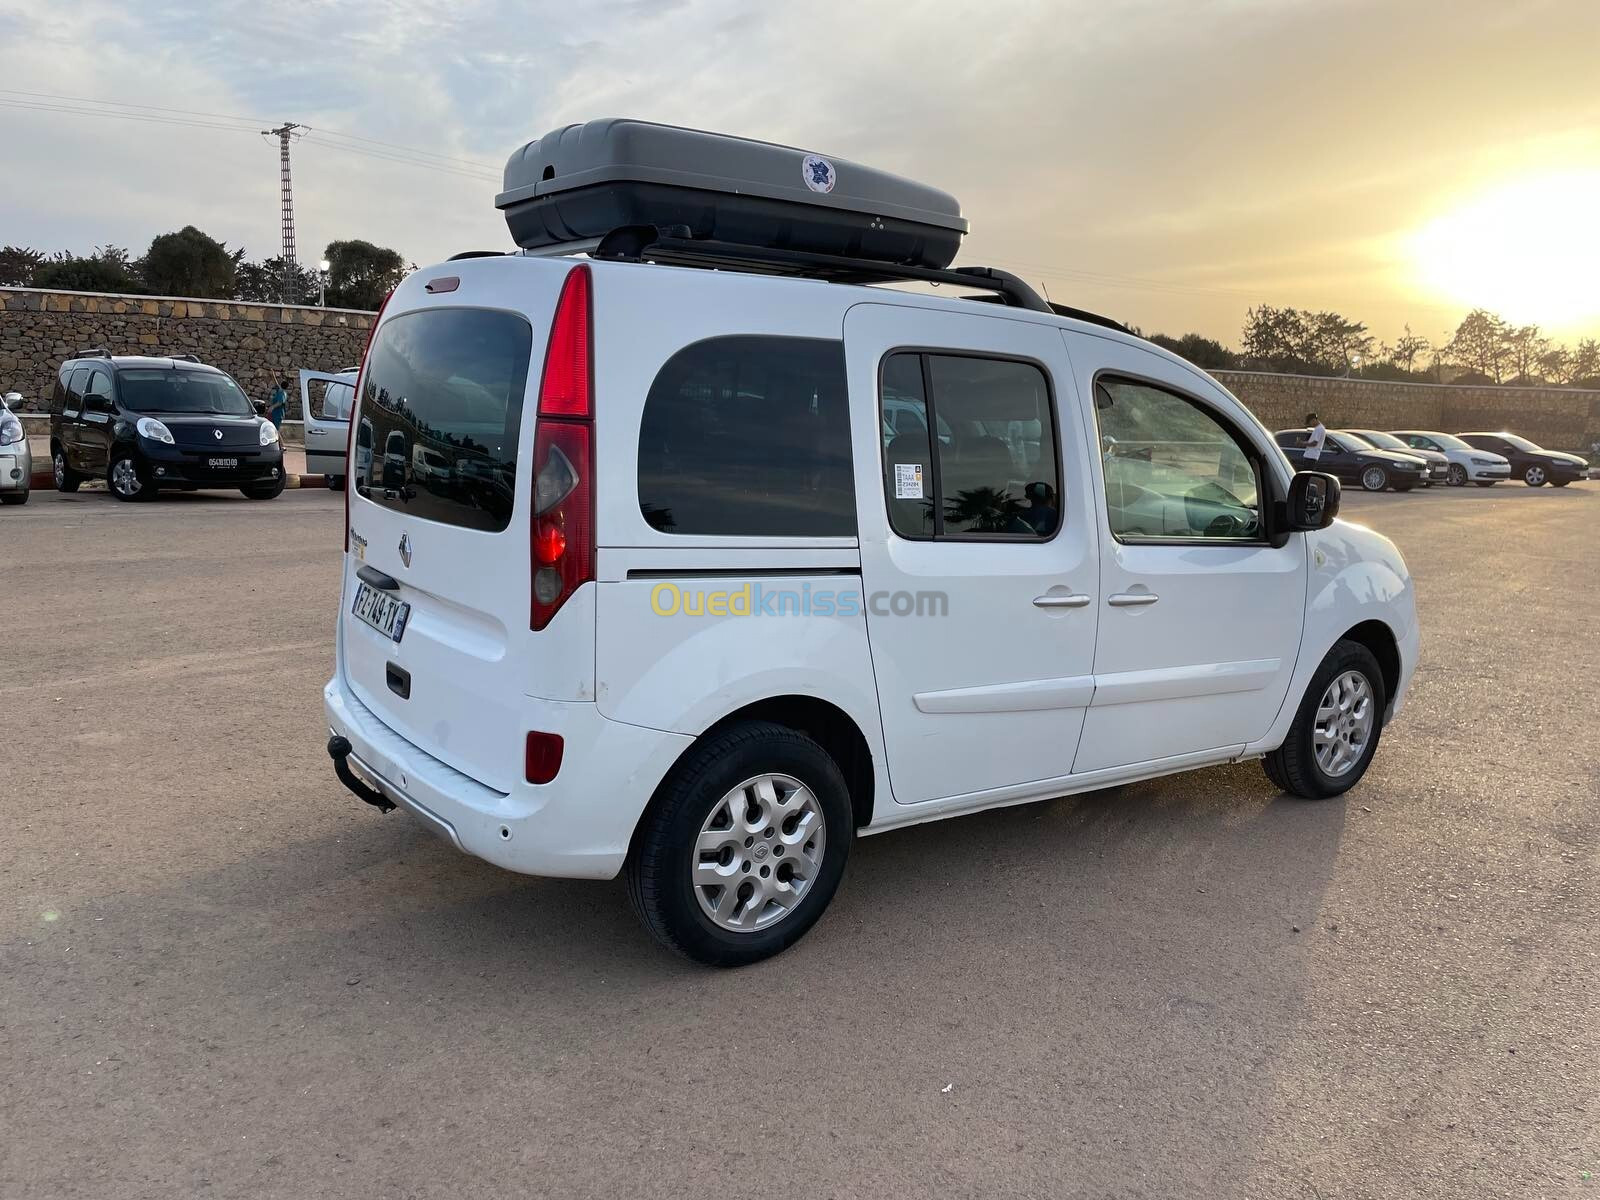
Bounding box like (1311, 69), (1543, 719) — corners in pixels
(76, 346), (111, 358)
(963, 292), (1130, 334)
(592, 225), (1053, 314)
(447, 250), (508, 261)
(171, 353), (202, 363)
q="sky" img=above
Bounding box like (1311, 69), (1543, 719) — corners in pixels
(2, 0), (1598, 349)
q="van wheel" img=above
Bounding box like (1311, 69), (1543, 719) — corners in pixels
(626, 720), (852, 967)
(109, 453), (152, 501)
(1262, 640), (1386, 800)
(54, 449), (83, 493)
(241, 476), (286, 500)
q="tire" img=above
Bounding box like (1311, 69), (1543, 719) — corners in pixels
(1360, 465), (1389, 492)
(1446, 463), (1468, 487)
(1262, 639), (1387, 800)
(1550, 479), (1570, 488)
(0, 490), (27, 505)
(53, 449), (83, 493)
(1475, 481), (1496, 488)
(626, 720), (853, 967)
(1523, 465), (1546, 487)
(327, 474), (346, 491)
(108, 452), (152, 501)
(241, 475), (286, 500)
(1394, 483), (1415, 493)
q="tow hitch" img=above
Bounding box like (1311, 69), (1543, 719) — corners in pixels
(327, 735), (396, 813)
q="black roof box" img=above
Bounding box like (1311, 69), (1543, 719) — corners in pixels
(497, 119), (968, 270)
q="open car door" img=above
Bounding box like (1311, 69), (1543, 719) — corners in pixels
(299, 368), (357, 485)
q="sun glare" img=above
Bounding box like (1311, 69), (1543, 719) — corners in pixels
(1408, 170), (1600, 331)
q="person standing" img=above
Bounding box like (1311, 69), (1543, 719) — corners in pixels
(267, 378), (289, 430)
(1304, 411), (1327, 463)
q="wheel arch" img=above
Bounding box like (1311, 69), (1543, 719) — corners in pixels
(1337, 618), (1401, 707)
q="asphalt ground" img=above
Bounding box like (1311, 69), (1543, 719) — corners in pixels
(3, 481), (1596, 1199)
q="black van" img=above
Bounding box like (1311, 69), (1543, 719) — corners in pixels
(48, 352), (285, 500)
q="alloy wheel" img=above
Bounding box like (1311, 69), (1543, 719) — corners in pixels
(53, 452), (65, 487)
(1525, 465), (1546, 486)
(693, 773), (826, 933)
(1361, 466), (1388, 492)
(1312, 670), (1374, 778)
(110, 458), (142, 497)
(1447, 464), (1467, 486)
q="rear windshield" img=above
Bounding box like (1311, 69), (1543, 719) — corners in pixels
(118, 369), (252, 415)
(352, 308), (532, 533)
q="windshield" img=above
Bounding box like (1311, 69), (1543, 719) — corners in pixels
(1337, 432), (1376, 450)
(118, 369), (253, 415)
(1353, 430), (1407, 450)
(1408, 431), (1470, 451)
(1497, 433), (1541, 451)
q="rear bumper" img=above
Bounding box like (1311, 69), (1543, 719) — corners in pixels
(323, 670), (693, 879)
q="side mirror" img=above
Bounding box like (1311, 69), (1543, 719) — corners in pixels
(253, 399), (268, 415)
(1286, 470), (1340, 531)
(3, 392), (21, 405)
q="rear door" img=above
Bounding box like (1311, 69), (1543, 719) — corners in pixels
(847, 303), (1100, 805)
(342, 278), (558, 794)
(299, 370), (354, 477)
(61, 367), (91, 471)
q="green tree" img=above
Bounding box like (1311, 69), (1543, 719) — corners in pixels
(235, 255), (319, 304)
(31, 246), (143, 293)
(0, 245), (46, 287)
(323, 239), (407, 310)
(140, 226), (241, 298)
(1443, 309), (1510, 383)
(1147, 332), (1239, 370)
(1387, 325), (1431, 373)
(1566, 338), (1600, 388)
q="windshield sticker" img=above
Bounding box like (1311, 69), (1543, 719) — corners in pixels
(894, 463), (924, 499)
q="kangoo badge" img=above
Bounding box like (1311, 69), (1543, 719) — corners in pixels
(802, 154), (837, 194)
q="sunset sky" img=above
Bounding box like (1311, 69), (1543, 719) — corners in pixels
(2, 0), (1597, 348)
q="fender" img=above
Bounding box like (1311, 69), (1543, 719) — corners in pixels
(1244, 518), (1418, 757)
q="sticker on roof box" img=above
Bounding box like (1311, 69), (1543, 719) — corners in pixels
(802, 154), (837, 194)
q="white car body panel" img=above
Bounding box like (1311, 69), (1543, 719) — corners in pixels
(1391, 431), (1511, 482)
(299, 368), (357, 477)
(323, 253), (1419, 880)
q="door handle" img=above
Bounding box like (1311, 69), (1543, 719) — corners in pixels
(1108, 592), (1159, 607)
(1033, 593), (1092, 609)
(357, 564), (400, 591)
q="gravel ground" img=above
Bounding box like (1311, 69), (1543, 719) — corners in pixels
(3, 482), (1596, 1199)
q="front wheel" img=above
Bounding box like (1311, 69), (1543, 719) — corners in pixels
(1446, 463), (1468, 486)
(0, 490), (26, 505)
(241, 475), (286, 500)
(1360, 465), (1389, 492)
(1523, 465), (1546, 486)
(1550, 479), (1570, 488)
(1475, 480), (1497, 488)
(108, 453), (152, 501)
(626, 720), (852, 967)
(1262, 640), (1386, 799)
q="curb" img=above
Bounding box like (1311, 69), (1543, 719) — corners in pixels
(289, 474), (328, 489)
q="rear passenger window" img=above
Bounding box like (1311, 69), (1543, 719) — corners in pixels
(879, 352), (1059, 539)
(638, 336), (855, 537)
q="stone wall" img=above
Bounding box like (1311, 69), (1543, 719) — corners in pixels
(1212, 370), (1600, 453)
(0, 287), (375, 420)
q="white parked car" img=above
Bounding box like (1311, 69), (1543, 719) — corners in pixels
(1391, 430), (1511, 487)
(323, 121), (1419, 965)
(1, 391), (30, 505)
(1343, 429), (1449, 485)
(298, 367), (358, 489)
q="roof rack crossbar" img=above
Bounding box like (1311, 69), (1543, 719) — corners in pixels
(593, 226), (1052, 313)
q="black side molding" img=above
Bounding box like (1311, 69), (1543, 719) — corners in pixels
(327, 735), (396, 813)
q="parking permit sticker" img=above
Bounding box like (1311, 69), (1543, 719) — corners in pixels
(894, 463), (924, 499)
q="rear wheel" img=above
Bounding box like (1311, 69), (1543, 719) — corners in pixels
(626, 720), (852, 967)
(53, 449), (83, 493)
(1360, 465), (1389, 492)
(108, 453), (152, 501)
(1446, 463), (1467, 486)
(1262, 640), (1386, 799)
(1523, 464), (1546, 486)
(241, 475), (286, 500)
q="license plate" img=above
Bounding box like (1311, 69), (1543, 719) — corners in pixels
(208, 457), (238, 469)
(352, 580), (411, 642)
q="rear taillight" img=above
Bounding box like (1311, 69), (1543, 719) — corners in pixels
(531, 266), (594, 631)
(525, 731), (564, 784)
(345, 289), (394, 551)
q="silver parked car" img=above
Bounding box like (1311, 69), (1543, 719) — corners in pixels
(1, 392), (31, 505)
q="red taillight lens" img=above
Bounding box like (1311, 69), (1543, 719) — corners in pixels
(525, 731), (564, 785)
(345, 289), (394, 551)
(530, 265), (595, 632)
(538, 265), (591, 418)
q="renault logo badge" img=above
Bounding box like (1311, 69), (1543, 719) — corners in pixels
(213, 428), (223, 440)
(398, 533), (413, 568)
